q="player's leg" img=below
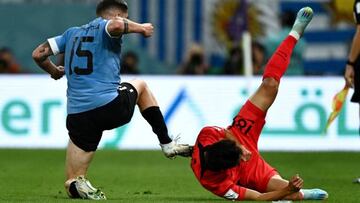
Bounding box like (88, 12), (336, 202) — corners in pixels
(64, 140), (106, 200)
(65, 140), (94, 180)
(249, 7), (313, 112)
(64, 112), (107, 200)
(354, 104), (360, 183)
(64, 140), (95, 197)
(128, 79), (192, 158)
(266, 175), (328, 200)
(129, 79), (171, 144)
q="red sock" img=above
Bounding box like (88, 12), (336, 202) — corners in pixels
(263, 35), (298, 82)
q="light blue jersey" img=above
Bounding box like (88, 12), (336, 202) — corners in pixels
(48, 18), (122, 114)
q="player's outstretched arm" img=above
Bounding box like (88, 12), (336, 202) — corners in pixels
(244, 175), (303, 201)
(32, 42), (65, 80)
(106, 18), (154, 38)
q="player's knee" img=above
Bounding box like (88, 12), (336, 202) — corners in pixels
(139, 80), (151, 95)
(132, 79), (147, 92)
(141, 80), (149, 90)
(262, 78), (279, 92)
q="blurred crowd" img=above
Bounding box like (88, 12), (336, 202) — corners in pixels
(0, 1), (353, 76)
(175, 41), (265, 76)
(0, 47), (21, 74)
(123, 9), (308, 76)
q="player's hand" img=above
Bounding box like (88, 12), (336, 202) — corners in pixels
(141, 23), (154, 38)
(287, 174), (303, 192)
(345, 65), (355, 88)
(51, 66), (65, 80)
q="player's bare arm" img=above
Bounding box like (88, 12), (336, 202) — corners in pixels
(345, 25), (360, 88)
(32, 42), (64, 80)
(244, 175), (303, 201)
(56, 54), (65, 67)
(107, 18), (154, 38)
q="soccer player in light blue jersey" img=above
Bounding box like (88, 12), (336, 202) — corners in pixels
(32, 0), (191, 200)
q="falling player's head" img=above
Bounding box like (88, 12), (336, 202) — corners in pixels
(204, 139), (242, 171)
(96, 0), (128, 19)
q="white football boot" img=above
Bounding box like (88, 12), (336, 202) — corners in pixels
(74, 176), (106, 200)
(301, 189), (328, 200)
(290, 7), (314, 39)
(160, 136), (193, 159)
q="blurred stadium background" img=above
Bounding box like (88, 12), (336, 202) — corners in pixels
(1, 0), (360, 202)
(0, 0), (358, 150)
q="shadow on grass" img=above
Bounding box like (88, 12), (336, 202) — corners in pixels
(161, 196), (226, 202)
(49, 193), (222, 202)
(105, 195), (225, 202)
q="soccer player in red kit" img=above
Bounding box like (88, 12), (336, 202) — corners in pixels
(191, 7), (328, 201)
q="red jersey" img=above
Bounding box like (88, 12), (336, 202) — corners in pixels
(191, 101), (278, 201)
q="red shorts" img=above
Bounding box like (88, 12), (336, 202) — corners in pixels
(252, 158), (279, 192)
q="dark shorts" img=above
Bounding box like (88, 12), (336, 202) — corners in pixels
(66, 83), (138, 152)
(351, 58), (360, 103)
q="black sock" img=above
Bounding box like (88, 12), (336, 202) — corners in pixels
(141, 106), (172, 144)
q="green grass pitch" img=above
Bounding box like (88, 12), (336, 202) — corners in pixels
(1, 150), (360, 202)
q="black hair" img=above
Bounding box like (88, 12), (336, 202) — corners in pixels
(189, 53), (204, 66)
(96, 0), (128, 16)
(252, 41), (265, 52)
(204, 139), (242, 172)
(122, 51), (138, 61)
(0, 59), (8, 69)
(0, 47), (12, 54)
(229, 46), (242, 57)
